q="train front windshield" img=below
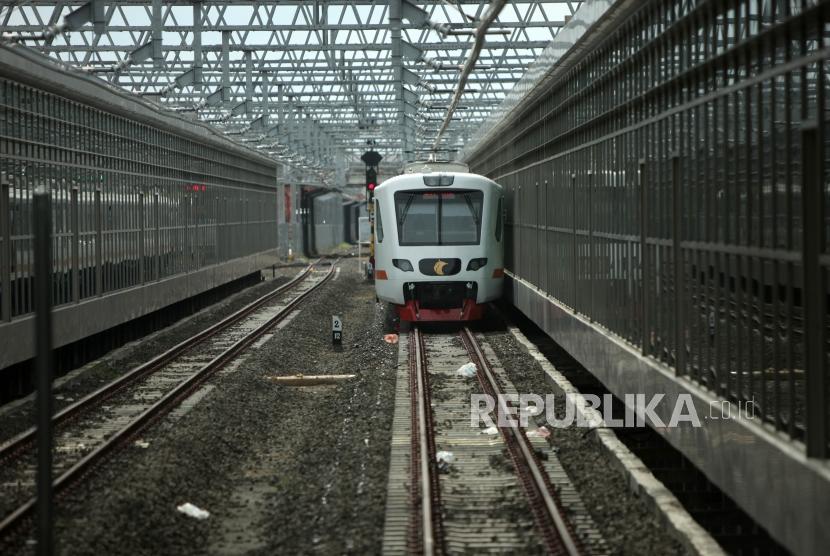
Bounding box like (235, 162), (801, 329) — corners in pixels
(395, 190), (483, 246)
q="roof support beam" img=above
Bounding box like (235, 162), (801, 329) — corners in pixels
(151, 0), (162, 68)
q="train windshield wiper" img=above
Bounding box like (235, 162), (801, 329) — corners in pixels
(399, 194), (416, 226)
(462, 193), (479, 225)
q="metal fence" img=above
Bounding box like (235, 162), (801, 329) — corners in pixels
(0, 75), (279, 322)
(467, 0), (829, 457)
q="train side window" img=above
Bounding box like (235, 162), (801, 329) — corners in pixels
(495, 196), (503, 241)
(375, 200), (384, 243)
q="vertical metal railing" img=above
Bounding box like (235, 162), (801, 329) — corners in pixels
(802, 122), (827, 458)
(153, 191), (160, 281)
(468, 0), (830, 454)
(0, 66), (284, 388)
(94, 189), (102, 297)
(70, 187), (79, 303)
(139, 191), (145, 284)
(1, 180), (10, 322)
(639, 159), (648, 356)
(587, 169), (594, 321)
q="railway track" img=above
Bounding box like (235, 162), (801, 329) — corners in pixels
(458, 327), (581, 555)
(0, 260), (337, 540)
(385, 324), (604, 555)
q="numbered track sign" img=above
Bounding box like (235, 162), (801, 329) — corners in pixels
(332, 315), (343, 344)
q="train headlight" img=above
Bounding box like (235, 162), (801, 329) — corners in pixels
(466, 258), (488, 271)
(422, 174), (454, 187)
(393, 259), (414, 272)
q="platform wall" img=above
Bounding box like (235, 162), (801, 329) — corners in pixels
(0, 45), (280, 370)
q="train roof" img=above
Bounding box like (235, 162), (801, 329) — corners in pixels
(375, 171), (502, 194)
(403, 160), (469, 174)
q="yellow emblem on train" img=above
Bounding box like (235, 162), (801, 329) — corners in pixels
(434, 260), (448, 276)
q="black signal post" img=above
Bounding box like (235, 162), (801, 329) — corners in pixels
(365, 166), (377, 202)
(361, 150), (382, 203)
(361, 150), (382, 280)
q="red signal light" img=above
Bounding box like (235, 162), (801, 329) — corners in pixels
(368, 183), (376, 191)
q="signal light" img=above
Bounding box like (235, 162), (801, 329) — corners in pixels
(366, 168), (377, 187)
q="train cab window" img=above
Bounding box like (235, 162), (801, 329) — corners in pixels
(395, 190), (483, 246)
(375, 200), (384, 242)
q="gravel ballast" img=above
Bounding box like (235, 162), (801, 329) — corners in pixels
(5, 268), (398, 555)
(2, 263), (691, 555)
(0, 267), (300, 446)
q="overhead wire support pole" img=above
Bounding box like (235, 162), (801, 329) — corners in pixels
(389, 0), (405, 159)
(221, 30), (231, 102)
(151, 0), (162, 68)
(193, 1), (203, 92)
(432, 0), (507, 151)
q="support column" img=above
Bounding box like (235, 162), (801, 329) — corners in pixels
(94, 189), (102, 296)
(154, 191), (160, 280)
(193, 1), (203, 90)
(71, 187), (79, 302)
(221, 30), (231, 102)
(0, 179), (10, 321)
(389, 0), (405, 156)
(244, 49), (253, 113)
(639, 159), (649, 356)
(139, 191), (145, 284)
(802, 122), (827, 458)
(151, 0), (163, 68)
(672, 153), (684, 375)
(587, 170), (594, 321)
(570, 173), (577, 311)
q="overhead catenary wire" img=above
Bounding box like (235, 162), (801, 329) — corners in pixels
(432, 0), (507, 151)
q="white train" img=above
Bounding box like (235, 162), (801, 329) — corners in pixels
(373, 163), (505, 321)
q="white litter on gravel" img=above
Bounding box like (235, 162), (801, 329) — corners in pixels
(456, 362), (477, 377)
(436, 451), (455, 464)
(177, 502), (210, 520)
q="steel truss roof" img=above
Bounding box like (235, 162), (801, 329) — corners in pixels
(1, 0), (580, 183)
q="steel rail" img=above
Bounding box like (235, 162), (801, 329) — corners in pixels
(0, 260), (336, 539)
(0, 261), (318, 464)
(410, 327), (436, 555)
(460, 327), (582, 556)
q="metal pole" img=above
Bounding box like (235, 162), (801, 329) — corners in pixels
(672, 154), (684, 375)
(802, 122), (827, 458)
(33, 187), (54, 556)
(94, 189), (102, 296)
(153, 191), (160, 280)
(70, 187), (79, 302)
(639, 160), (648, 355)
(139, 192), (145, 284)
(151, 0), (162, 68)
(571, 173), (577, 311)
(1, 180), (11, 321)
(587, 170), (594, 321)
